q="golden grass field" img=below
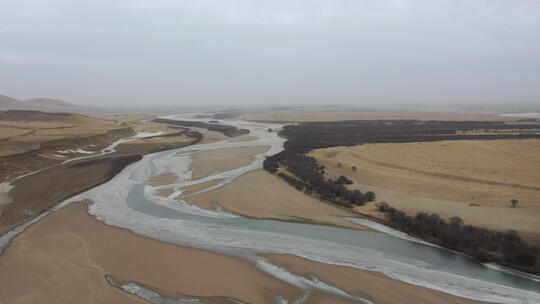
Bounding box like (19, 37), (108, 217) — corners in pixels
(311, 139), (540, 243)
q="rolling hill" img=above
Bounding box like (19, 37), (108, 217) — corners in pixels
(0, 94), (81, 112)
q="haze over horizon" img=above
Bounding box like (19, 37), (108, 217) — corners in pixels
(1, 0), (539, 107)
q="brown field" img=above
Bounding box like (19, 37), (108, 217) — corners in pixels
(189, 145), (269, 179)
(114, 133), (195, 155)
(311, 139), (540, 243)
(0, 111), (138, 182)
(187, 170), (364, 229)
(0, 111), (123, 157)
(241, 107), (506, 122)
(0, 202), (484, 304)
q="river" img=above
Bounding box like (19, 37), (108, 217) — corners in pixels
(2, 113), (540, 303)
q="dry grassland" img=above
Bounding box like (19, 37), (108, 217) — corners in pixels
(311, 139), (540, 243)
(0, 113), (122, 157)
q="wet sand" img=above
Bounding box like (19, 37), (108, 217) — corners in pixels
(228, 134), (258, 142)
(157, 188), (175, 198)
(148, 173), (178, 186)
(197, 129), (228, 144)
(190, 145), (269, 179)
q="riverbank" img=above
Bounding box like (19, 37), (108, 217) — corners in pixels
(0, 129), (200, 236)
(0, 202), (489, 304)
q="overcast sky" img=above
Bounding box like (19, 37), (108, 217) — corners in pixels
(1, 0), (539, 106)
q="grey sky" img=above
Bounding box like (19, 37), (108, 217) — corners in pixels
(1, 0), (539, 106)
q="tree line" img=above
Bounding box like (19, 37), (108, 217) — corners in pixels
(266, 152), (375, 207)
(376, 202), (538, 269)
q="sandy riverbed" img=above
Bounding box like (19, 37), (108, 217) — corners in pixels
(188, 170), (369, 230)
(189, 145), (270, 179)
(148, 173), (178, 186)
(178, 179), (223, 196)
(0, 202), (487, 304)
(0, 203), (303, 304)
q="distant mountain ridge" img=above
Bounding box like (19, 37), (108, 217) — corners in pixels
(0, 94), (80, 111)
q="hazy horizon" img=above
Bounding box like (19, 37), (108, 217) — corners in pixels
(1, 0), (539, 107)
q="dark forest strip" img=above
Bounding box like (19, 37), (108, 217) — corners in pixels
(376, 202), (538, 271)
